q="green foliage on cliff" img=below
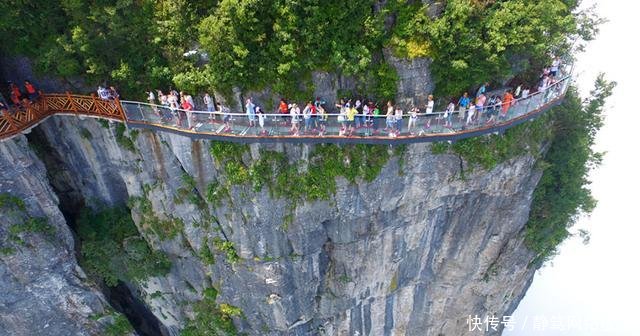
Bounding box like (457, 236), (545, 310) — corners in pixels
(429, 76), (615, 266)
(0, 193), (26, 211)
(250, 144), (391, 202)
(1, 0), (596, 99)
(76, 206), (172, 287)
(105, 313), (135, 336)
(181, 287), (240, 336)
(128, 195), (185, 240)
(8, 217), (55, 246)
(115, 124), (137, 153)
(525, 75), (615, 265)
(430, 113), (551, 171)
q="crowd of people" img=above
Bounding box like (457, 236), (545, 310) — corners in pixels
(2, 56), (564, 139)
(0, 80), (40, 113)
(137, 56), (565, 137)
(97, 85), (120, 101)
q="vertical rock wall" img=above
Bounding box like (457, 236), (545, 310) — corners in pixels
(0, 116), (542, 336)
(0, 136), (115, 336)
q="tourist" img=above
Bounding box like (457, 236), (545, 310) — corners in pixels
(337, 99), (347, 134)
(476, 82), (488, 98)
(246, 97), (256, 127)
(372, 103), (381, 132)
(169, 92), (180, 126)
(355, 99), (363, 128)
(444, 100), (455, 128)
(314, 96), (325, 109)
(303, 101), (312, 133)
(521, 86), (530, 99)
(425, 94), (435, 129)
(514, 84), (522, 98)
(279, 98), (289, 125)
(362, 101), (370, 130)
(426, 95), (434, 114)
(466, 101), (476, 125)
(290, 103), (300, 135)
(486, 96), (501, 125)
(147, 89), (156, 104)
(180, 96), (194, 129)
(203, 93), (215, 122)
(309, 102), (317, 130)
(457, 92), (470, 122)
(501, 90), (514, 119)
(24, 80), (38, 101)
(550, 56), (561, 77)
(346, 104), (357, 136)
(108, 86), (119, 100)
(394, 106), (403, 136)
(317, 105), (327, 136)
(220, 103), (232, 132)
(408, 106), (418, 135)
(256, 106), (266, 135)
(97, 86), (110, 100)
(385, 101), (395, 135)
(475, 93), (486, 123)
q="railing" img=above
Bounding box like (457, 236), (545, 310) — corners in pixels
(0, 93), (126, 141)
(121, 74), (571, 144)
(0, 75), (570, 144)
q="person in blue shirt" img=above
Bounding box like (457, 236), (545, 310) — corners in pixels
(476, 82), (489, 98)
(245, 97), (256, 127)
(458, 92), (470, 122)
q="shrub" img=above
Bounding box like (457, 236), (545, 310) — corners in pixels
(76, 206), (172, 286)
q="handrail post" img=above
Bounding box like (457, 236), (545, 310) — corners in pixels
(2, 109), (19, 133)
(66, 91), (79, 115)
(91, 93), (100, 118)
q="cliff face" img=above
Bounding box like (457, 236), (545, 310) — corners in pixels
(0, 137), (118, 336)
(0, 115), (541, 335)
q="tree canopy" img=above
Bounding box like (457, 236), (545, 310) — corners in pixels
(0, 0), (599, 99)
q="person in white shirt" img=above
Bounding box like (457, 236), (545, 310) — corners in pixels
(466, 102), (476, 125)
(394, 107), (404, 136)
(408, 107), (418, 134)
(290, 103), (300, 135)
(444, 101), (455, 128)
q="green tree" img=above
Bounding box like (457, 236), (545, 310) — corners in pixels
(525, 75), (615, 265)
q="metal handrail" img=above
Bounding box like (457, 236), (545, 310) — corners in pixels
(0, 74), (570, 144)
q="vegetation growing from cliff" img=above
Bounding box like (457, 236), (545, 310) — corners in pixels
(430, 76), (615, 266)
(526, 75), (615, 265)
(76, 206), (172, 287)
(209, 142), (393, 203)
(128, 187), (186, 241)
(115, 123), (138, 153)
(0, 0), (596, 98)
(181, 287), (240, 336)
(0, 193), (26, 210)
(0, 194), (54, 254)
(429, 113), (551, 171)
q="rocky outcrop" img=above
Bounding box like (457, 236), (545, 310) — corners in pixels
(0, 115), (542, 335)
(0, 136), (118, 336)
(384, 48), (435, 108)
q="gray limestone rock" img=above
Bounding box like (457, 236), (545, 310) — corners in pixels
(0, 116), (543, 335)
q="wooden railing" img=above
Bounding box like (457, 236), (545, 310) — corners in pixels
(0, 93), (125, 141)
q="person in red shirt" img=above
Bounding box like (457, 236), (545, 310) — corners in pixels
(181, 99), (194, 129)
(501, 90), (514, 119)
(24, 80), (38, 101)
(9, 83), (22, 105)
(279, 98), (289, 125)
